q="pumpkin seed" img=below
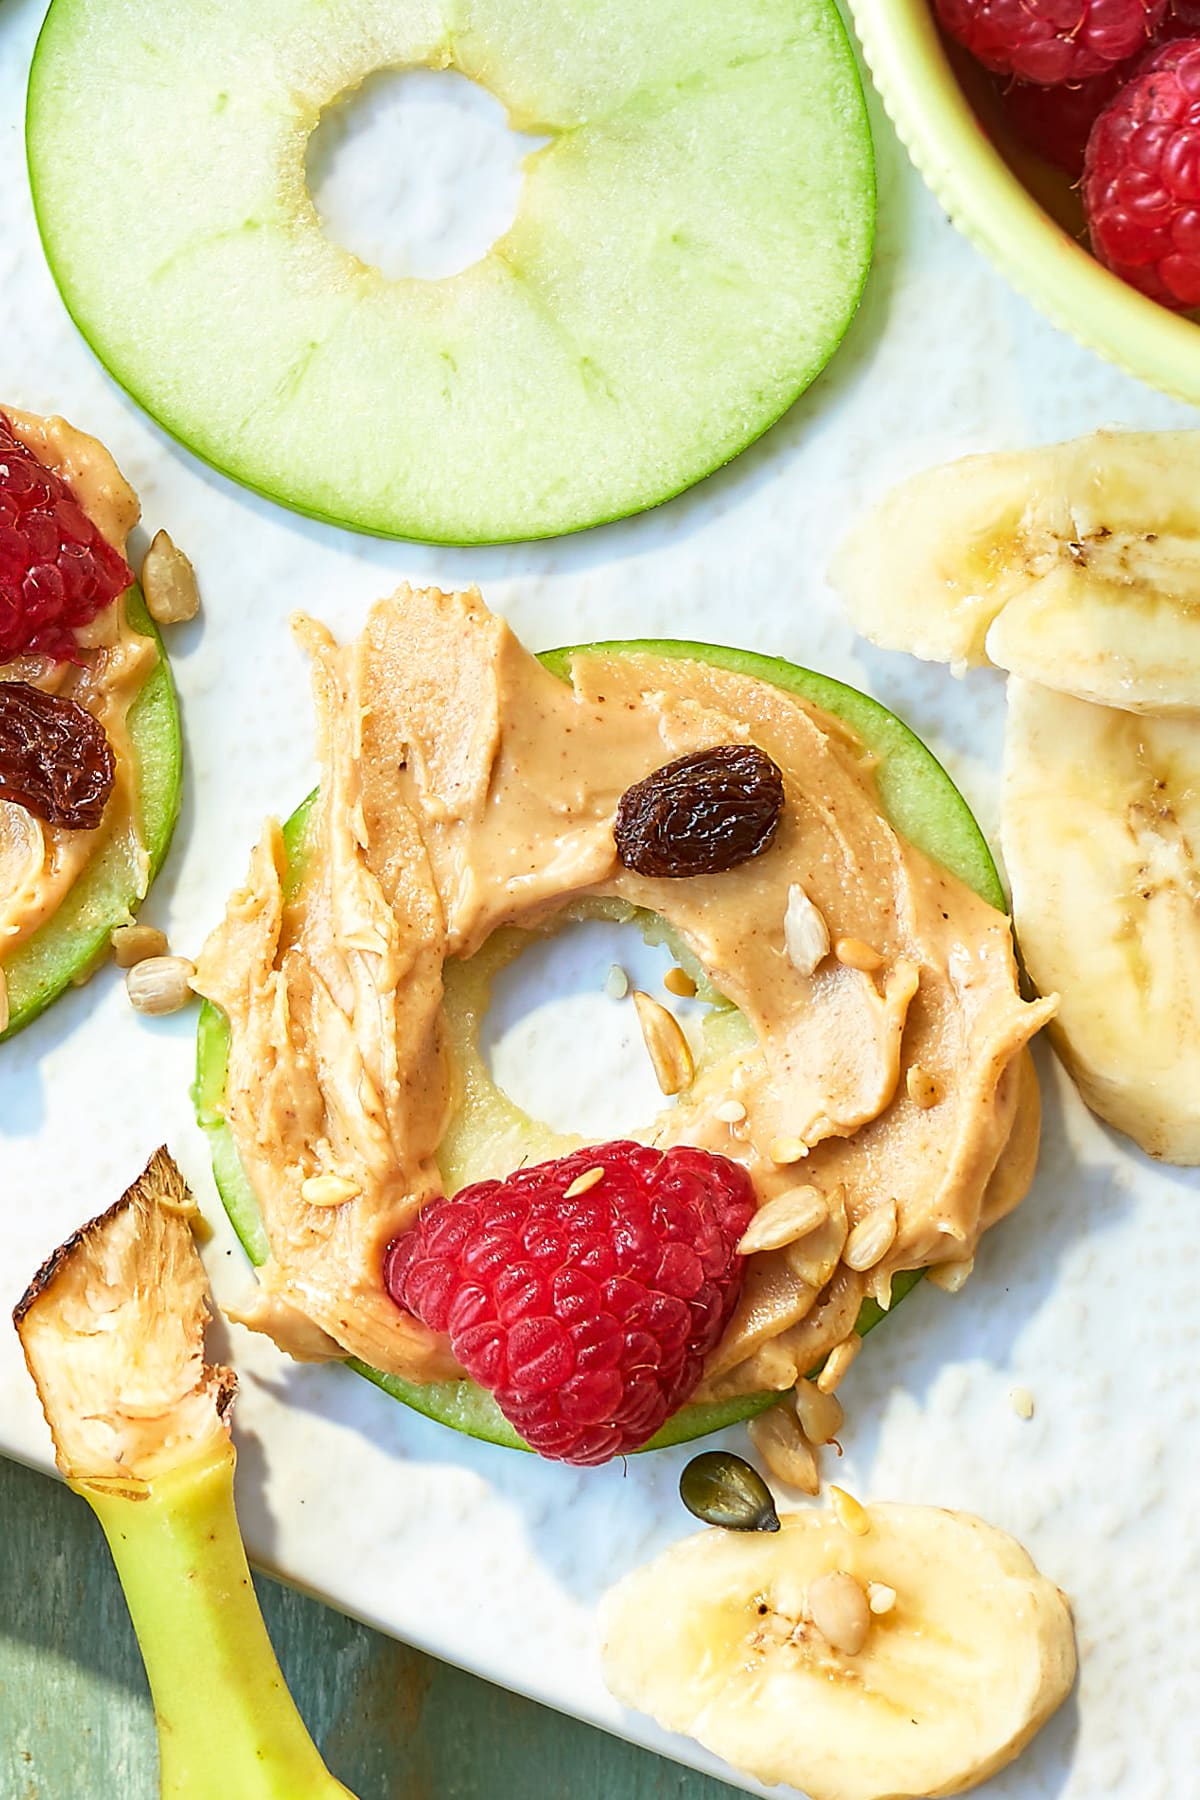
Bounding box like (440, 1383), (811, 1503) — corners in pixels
(679, 1450), (780, 1533)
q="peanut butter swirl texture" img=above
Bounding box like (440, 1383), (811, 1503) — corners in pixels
(195, 587), (1053, 1393)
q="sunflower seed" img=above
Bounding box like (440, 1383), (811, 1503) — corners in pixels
(125, 955), (196, 1016)
(818, 1333), (862, 1394)
(747, 1405), (820, 1495)
(633, 990), (694, 1096)
(141, 530), (200, 625)
(300, 1174), (360, 1207)
(835, 937), (884, 973)
(563, 1166), (605, 1199)
(808, 1571), (870, 1655)
(829, 1485), (871, 1536)
(784, 883), (830, 977)
(738, 1187), (828, 1256)
(843, 1198), (899, 1272)
(111, 923), (170, 968)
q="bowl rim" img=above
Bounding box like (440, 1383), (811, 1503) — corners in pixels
(847, 0), (1200, 401)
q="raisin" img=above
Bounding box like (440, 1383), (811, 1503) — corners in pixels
(0, 681), (115, 829)
(614, 744), (784, 878)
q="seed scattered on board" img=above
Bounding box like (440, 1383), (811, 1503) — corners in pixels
(141, 529), (200, 625)
(604, 963), (629, 1000)
(125, 955), (196, 1016)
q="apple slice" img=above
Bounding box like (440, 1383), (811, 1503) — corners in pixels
(28, 0), (874, 544)
(193, 641), (999, 1452)
(2, 586), (182, 1042)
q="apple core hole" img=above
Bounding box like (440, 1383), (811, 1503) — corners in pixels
(480, 917), (707, 1142)
(305, 67), (546, 281)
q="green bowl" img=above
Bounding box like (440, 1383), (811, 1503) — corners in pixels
(848, 0), (1200, 400)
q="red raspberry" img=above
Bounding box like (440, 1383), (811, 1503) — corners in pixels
(385, 1140), (756, 1466)
(0, 414), (133, 663)
(999, 69), (1127, 173)
(1083, 40), (1200, 308)
(935, 0), (1165, 84)
(1157, 0), (1200, 38)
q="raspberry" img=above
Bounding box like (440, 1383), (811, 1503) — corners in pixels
(0, 415), (133, 663)
(935, 0), (1166, 83)
(1157, 0), (1200, 38)
(385, 1141), (756, 1466)
(1083, 40), (1200, 308)
(998, 69), (1126, 173)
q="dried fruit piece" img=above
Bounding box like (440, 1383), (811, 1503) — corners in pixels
(614, 744), (784, 878)
(0, 413), (133, 660)
(0, 680), (114, 829)
(679, 1450), (781, 1531)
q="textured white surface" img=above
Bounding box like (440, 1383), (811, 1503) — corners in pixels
(2, 3), (1198, 1795)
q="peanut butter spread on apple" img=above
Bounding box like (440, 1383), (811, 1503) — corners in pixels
(0, 410), (155, 965)
(195, 586), (1053, 1392)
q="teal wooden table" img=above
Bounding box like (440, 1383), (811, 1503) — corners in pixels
(0, 1455), (742, 1800)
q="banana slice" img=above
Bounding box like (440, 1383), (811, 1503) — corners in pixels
(600, 1501), (1075, 1800)
(830, 445), (1040, 669)
(1002, 677), (1200, 1161)
(830, 432), (1200, 712)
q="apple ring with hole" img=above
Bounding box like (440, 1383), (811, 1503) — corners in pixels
(0, 408), (181, 1043)
(193, 586), (1050, 1463)
(28, 0), (874, 543)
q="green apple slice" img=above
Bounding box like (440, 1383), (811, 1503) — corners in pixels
(2, 586), (182, 1043)
(193, 641), (1000, 1454)
(28, 0), (874, 544)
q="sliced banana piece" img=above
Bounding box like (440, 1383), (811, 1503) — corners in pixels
(985, 557), (1200, 716)
(1002, 678), (1200, 1162)
(600, 1501), (1075, 1800)
(829, 444), (1048, 668)
(830, 431), (1200, 712)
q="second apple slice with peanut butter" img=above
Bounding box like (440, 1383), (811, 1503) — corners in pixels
(193, 586), (1051, 1462)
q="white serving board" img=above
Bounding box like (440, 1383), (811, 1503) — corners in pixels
(2, 2), (1197, 1794)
